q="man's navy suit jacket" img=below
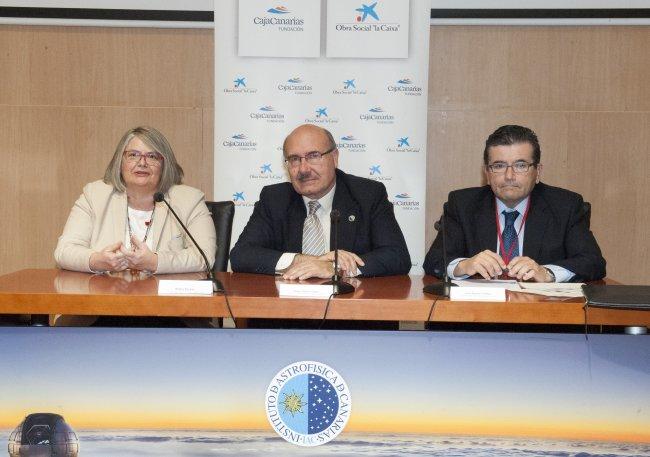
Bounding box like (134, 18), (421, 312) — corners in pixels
(230, 169), (411, 277)
(423, 183), (606, 282)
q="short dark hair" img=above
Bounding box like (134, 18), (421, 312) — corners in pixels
(483, 125), (541, 165)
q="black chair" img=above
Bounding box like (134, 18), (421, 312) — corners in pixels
(205, 201), (235, 272)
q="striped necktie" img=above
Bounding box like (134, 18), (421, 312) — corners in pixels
(302, 200), (327, 256)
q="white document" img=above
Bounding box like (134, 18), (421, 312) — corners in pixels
(450, 286), (506, 302)
(277, 282), (335, 298)
(518, 282), (585, 298)
(158, 280), (214, 296)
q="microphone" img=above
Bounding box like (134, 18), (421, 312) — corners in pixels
(153, 192), (224, 292)
(423, 204), (453, 297)
(324, 209), (355, 295)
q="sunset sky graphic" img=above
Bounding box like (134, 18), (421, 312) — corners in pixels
(1, 328), (648, 445)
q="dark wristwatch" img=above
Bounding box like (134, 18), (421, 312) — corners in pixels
(544, 267), (556, 283)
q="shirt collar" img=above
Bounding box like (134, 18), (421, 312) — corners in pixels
(496, 196), (529, 217)
(302, 184), (336, 215)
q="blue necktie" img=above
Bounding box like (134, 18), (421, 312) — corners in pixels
(500, 210), (520, 260)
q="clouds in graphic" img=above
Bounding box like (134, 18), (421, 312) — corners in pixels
(65, 432), (650, 457)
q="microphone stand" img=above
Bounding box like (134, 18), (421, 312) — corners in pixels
(154, 192), (224, 292)
(324, 210), (355, 295)
(423, 208), (452, 297)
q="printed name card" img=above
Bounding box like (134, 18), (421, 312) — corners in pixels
(158, 280), (214, 296)
(450, 286), (506, 302)
(277, 282), (335, 298)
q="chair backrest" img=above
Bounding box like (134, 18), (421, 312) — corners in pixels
(205, 201), (235, 272)
(583, 201), (592, 229)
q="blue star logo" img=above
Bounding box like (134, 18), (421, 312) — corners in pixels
(234, 77), (246, 88)
(370, 165), (381, 175)
(344, 79), (356, 89)
(233, 192), (245, 202)
(316, 107), (328, 118)
(397, 137), (410, 147)
(260, 164), (272, 173)
(355, 2), (379, 22)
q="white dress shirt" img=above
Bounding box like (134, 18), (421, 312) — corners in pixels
(275, 185), (336, 272)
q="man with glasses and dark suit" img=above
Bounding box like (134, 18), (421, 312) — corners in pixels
(423, 124), (606, 282)
(231, 124), (411, 279)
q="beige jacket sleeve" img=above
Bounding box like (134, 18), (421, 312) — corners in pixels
(153, 186), (217, 274)
(53, 182), (104, 272)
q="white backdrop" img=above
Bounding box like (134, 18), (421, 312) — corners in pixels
(214, 0), (431, 272)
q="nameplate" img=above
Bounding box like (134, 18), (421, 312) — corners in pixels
(277, 283), (334, 298)
(450, 286), (506, 302)
(158, 280), (213, 296)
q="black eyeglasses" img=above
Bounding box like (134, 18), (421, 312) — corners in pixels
(487, 161), (536, 174)
(284, 147), (335, 168)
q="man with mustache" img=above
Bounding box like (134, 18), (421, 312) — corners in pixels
(423, 125), (606, 282)
(231, 124), (411, 279)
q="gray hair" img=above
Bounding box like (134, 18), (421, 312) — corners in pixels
(103, 126), (184, 194)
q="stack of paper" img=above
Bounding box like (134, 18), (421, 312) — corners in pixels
(448, 279), (585, 300)
(518, 282), (585, 298)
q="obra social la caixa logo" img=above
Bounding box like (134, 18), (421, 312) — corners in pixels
(332, 78), (367, 95)
(224, 76), (258, 94)
(232, 191), (254, 207)
(304, 106), (339, 124)
(266, 361), (351, 447)
(335, 2), (401, 32)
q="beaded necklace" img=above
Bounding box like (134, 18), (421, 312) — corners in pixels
(126, 204), (155, 247)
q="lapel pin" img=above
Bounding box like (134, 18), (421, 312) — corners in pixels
(349, 215), (355, 222)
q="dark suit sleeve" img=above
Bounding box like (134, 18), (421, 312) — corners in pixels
(229, 188), (284, 275)
(357, 186), (411, 277)
(550, 195), (606, 282)
(423, 193), (468, 277)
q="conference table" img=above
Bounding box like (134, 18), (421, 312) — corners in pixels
(0, 269), (647, 328)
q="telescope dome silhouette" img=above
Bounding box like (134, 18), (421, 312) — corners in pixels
(8, 413), (79, 456)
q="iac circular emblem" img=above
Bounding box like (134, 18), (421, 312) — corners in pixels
(265, 361), (351, 447)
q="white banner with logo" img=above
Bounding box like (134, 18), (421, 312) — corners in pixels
(215, 0), (430, 272)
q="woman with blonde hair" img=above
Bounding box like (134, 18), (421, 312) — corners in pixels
(55, 126), (216, 275)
